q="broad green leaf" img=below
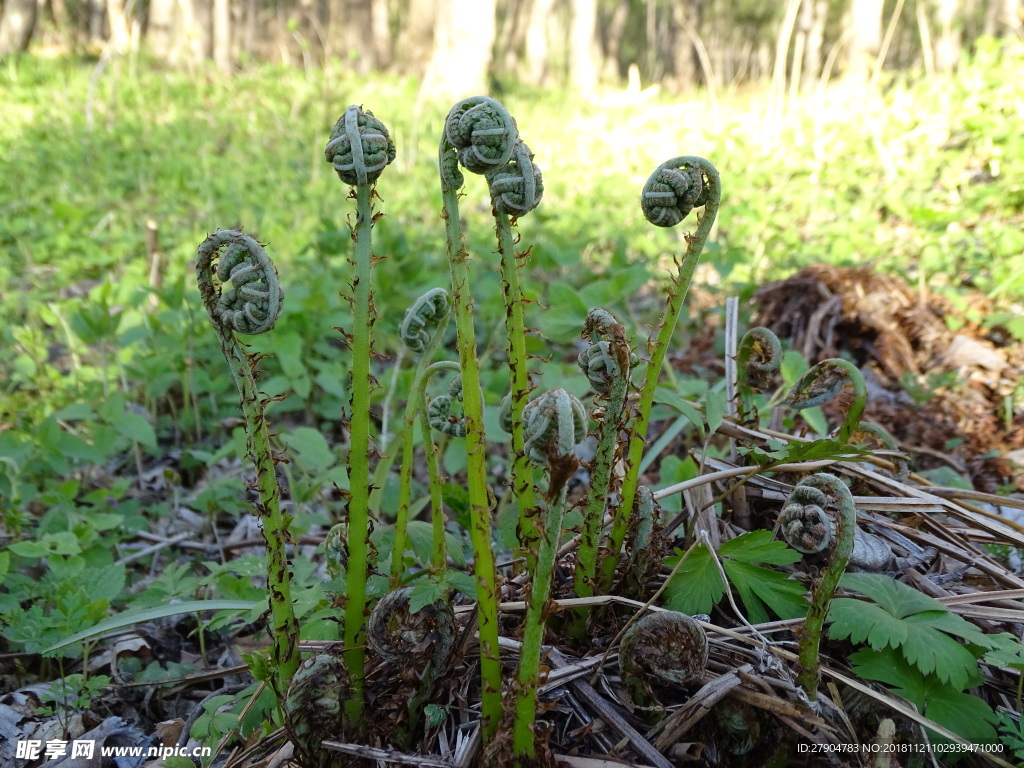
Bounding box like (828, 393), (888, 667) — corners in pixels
(656, 454), (697, 513)
(704, 388), (726, 435)
(280, 427), (336, 473)
(839, 573), (943, 618)
(114, 413), (157, 449)
(52, 403), (97, 421)
(444, 570), (477, 601)
(719, 530), (802, 565)
(652, 387), (704, 432)
(0, 550), (9, 583)
(828, 598), (909, 650)
(43, 600), (258, 654)
(87, 564), (126, 604)
(723, 560), (808, 623)
(982, 633), (1024, 671)
(663, 545), (726, 616)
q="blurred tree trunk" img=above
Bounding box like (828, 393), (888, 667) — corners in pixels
(667, 0), (699, 89)
(525, 0), (554, 85)
(212, 0), (231, 71)
(0, 0), (38, 53)
(89, 0), (105, 42)
(146, 0), (175, 57)
(372, 0), (391, 68)
(599, 0), (627, 81)
(933, 0), (961, 71)
(496, 0), (529, 73)
(568, 0), (598, 92)
(844, 0), (883, 79)
(394, 0), (434, 74)
(333, 0), (375, 71)
(798, 0), (826, 89)
(422, 0), (495, 99)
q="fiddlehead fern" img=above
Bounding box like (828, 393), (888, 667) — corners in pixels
(486, 138), (544, 218)
(382, 288), (452, 585)
(618, 610), (708, 707)
(737, 327), (782, 390)
(367, 587), (457, 748)
(440, 96), (517, 188)
(604, 156), (721, 594)
(522, 386), (588, 465)
(438, 96), (520, 738)
(326, 104), (395, 727)
(779, 473), (856, 699)
(195, 230), (298, 695)
(399, 287), (451, 353)
(787, 358), (866, 443)
(284, 651), (352, 768)
(513, 387), (585, 760)
(426, 374), (468, 438)
(573, 308), (636, 615)
(325, 105), (396, 187)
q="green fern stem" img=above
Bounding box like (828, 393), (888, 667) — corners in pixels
(736, 326), (782, 424)
(600, 156), (721, 593)
(389, 290), (451, 585)
(512, 388), (586, 761)
(493, 209), (537, 569)
(195, 230), (298, 695)
(573, 309), (634, 611)
(787, 357), (866, 443)
(438, 95), (521, 739)
(325, 105), (396, 727)
(780, 473), (856, 699)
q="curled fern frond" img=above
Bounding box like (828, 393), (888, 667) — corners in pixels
(619, 611), (708, 704)
(367, 587), (456, 666)
(786, 358), (866, 442)
(427, 375), (467, 438)
(737, 326), (782, 391)
(641, 160), (710, 228)
(486, 139), (543, 217)
(324, 522), (348, 580)
(577, 307), (638, 397)
(324, 105), (396, 187)
(779, 484), (834, 554)
(780, 473), (856, 699)
(400, 288), (451, 353)
(439, 96), (517, 189)
(284, 651), (351, 768)
(196, 230), (283, 335)
(522, 388), (587, 466)
(498, 392), (513, 433)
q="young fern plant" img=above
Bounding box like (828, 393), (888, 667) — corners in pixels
(387, 288), (452, 585)
(601, 156), (721, 593)
(572, 308), (636, 632)
(779, 472), (856, 699)
(736, 326), (782, 425)
(437, 95), (517, 738)
(195, 230), (298, 695)
(324, 104), (396, 726)
(487, 136), (543, 570)
(787, 357), (866, 443)
(511, 388), (587, 762)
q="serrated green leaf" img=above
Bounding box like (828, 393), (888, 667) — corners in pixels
(407, 578), (446, 613)
(52, 403), (97, 421)
(719, 530), (802, 565)
(828, 598), (909, 650)
(723, 560), (808, 623)
(920, 609), (996, 648)
(443, 570), (477, 600)
(663, 545), (726, 616)
(982, 633), (1024, 671)
(839, 573), (944, 618)
(900, 619), (980, 689)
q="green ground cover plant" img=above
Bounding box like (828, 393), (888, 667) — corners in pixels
(1, 37), (1023, 768)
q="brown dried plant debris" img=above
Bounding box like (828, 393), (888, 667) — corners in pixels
(754, 264), (1024, 465)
